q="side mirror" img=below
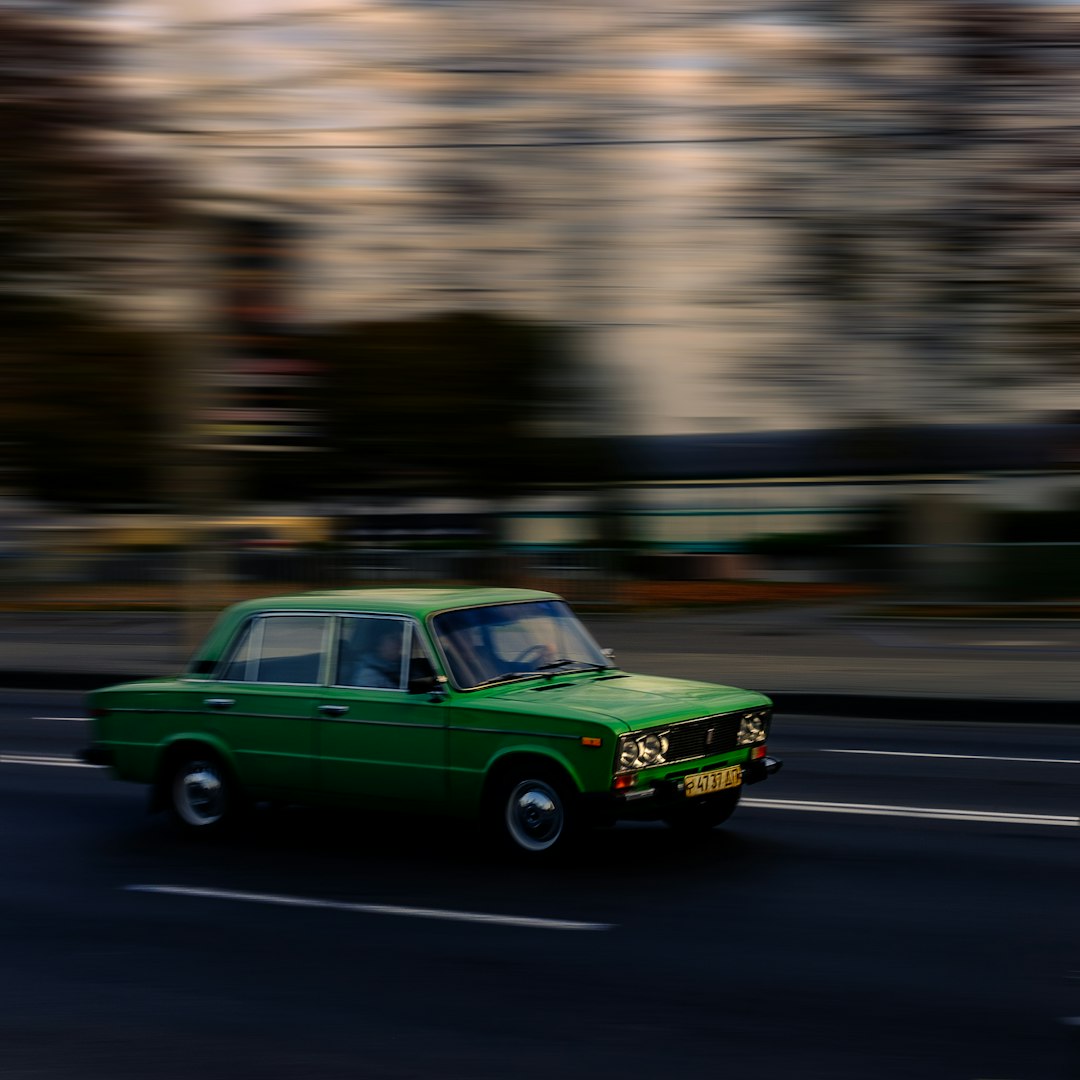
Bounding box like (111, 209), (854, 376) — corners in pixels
(407, 658), (446, 698)
(408, 672), (436, 695)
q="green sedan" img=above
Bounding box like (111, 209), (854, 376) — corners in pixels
(83, 588), (781, 856)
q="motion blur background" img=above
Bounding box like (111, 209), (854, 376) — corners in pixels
(4, 0), (1080, 613)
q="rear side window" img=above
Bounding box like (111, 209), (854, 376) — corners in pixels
(219, 615), (329, 684)
(335, 616), (409, 690)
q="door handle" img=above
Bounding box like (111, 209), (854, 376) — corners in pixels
(317, 704), (349, 717)
(203, 698), (235, 709)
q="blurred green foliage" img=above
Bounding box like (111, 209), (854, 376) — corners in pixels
(0, 296), (162, 506)
(0, 10), (176, 507)
(0, 10), (173, 288)
(2, 308), (607, 507)
(987, 545), (1080, 601)
(992, 509), (1080, 544)
(237, 312), (606, 503)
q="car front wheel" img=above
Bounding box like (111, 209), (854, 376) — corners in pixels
(497, 771), (577, 856)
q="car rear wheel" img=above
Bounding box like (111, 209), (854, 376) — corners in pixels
(168, 751), (235, 833)
(664, 789), (740, 833)
(495, 770), (577, 856)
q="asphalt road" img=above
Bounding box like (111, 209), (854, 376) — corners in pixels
(2, 691), (1078, 1080)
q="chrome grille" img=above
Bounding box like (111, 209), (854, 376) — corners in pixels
(663, 711), (744, 763)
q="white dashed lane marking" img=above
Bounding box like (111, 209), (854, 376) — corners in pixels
(125, 885), (613, 931)
(743, 797), (1078, 827)
(822, 749), (1080, 765)
(0, 754), (98, 769)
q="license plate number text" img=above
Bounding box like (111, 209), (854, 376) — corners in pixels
(684, 765), (742, 798)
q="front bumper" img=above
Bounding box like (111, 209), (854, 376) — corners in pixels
(583, 755), (782, 824)
(744, 754), (783, 785)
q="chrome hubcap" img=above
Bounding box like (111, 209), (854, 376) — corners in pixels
(175, 761), (224, 826)
(506, 780), (563, 852)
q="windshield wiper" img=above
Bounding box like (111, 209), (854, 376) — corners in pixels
(471, 671), (546, 690)
(535, 658), (609, 674)
(470, 660), (608, 689)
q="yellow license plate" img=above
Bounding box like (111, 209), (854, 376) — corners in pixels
(684, 765), (742, 798)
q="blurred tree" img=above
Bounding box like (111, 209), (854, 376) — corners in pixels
(0, 10), (173, 288)
(259, 312), (608, 503)
(0, 295), (161, 506)
(0, 9), (177, 505)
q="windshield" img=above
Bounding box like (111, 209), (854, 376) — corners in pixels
(431, 600), (612, 689)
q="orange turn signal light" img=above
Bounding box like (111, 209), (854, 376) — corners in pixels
(581, 736), (602, 748)
(612, 774), (635, 790)
(751, 744), (767, 760)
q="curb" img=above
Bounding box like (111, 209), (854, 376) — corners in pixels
(766, 691), (1078, 724)
(3, 670), (1077, 723)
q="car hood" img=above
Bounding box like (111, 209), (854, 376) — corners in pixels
(484, 672), (770, 733)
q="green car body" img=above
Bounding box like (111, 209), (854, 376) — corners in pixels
(84, 587), (780, 854)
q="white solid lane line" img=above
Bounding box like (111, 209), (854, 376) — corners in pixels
(125, 885), (613, 931)
(743, 797), (1078, 827)
(972, 640), (1065, 647)
(7, 755), (1074, 828)
(821, 749), (1080, 765)
(0, 753), (99, 769)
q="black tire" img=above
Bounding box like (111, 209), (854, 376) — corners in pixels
(166, 749), (238, 835)
(664, 789), (741, 833)
(491, 767), (578, 857)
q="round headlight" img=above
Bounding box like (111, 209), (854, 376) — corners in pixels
(618, 736), (640, 770)
(737, 711), (767, 745)
(639, 733), (668, 766)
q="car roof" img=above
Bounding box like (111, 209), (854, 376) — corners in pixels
(187, 587), (569, 672)
(224, 586), (563, 620)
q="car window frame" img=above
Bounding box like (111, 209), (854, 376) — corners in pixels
(331, 613), (414, 693)
(213, 612), (335, 687)
(426, 598), (610, 692)
(210, 609), (440, 692)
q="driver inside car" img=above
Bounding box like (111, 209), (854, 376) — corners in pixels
(352, 628), (403, 689)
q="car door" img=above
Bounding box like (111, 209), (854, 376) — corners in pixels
(200, 612), (330, 797)
(314, 615), (449, 809)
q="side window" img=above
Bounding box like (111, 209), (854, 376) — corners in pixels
(336, 617), (408, 690)
(407, 628), (435, 687)
(219, 619), (259, 682)
(219, 615), (329, 685)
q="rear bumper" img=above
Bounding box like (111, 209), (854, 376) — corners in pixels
(583, 755), (782, 824)
(77, 745), (114, 767)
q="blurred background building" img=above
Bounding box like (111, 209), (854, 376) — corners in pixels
(3, 0), (1080, 601)
(81, 0), (1080, 427)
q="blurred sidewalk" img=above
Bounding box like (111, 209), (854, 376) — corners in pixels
(1, 605), (1076, 719)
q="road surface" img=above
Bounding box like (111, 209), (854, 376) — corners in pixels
(1, 690), (1077, 1079)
